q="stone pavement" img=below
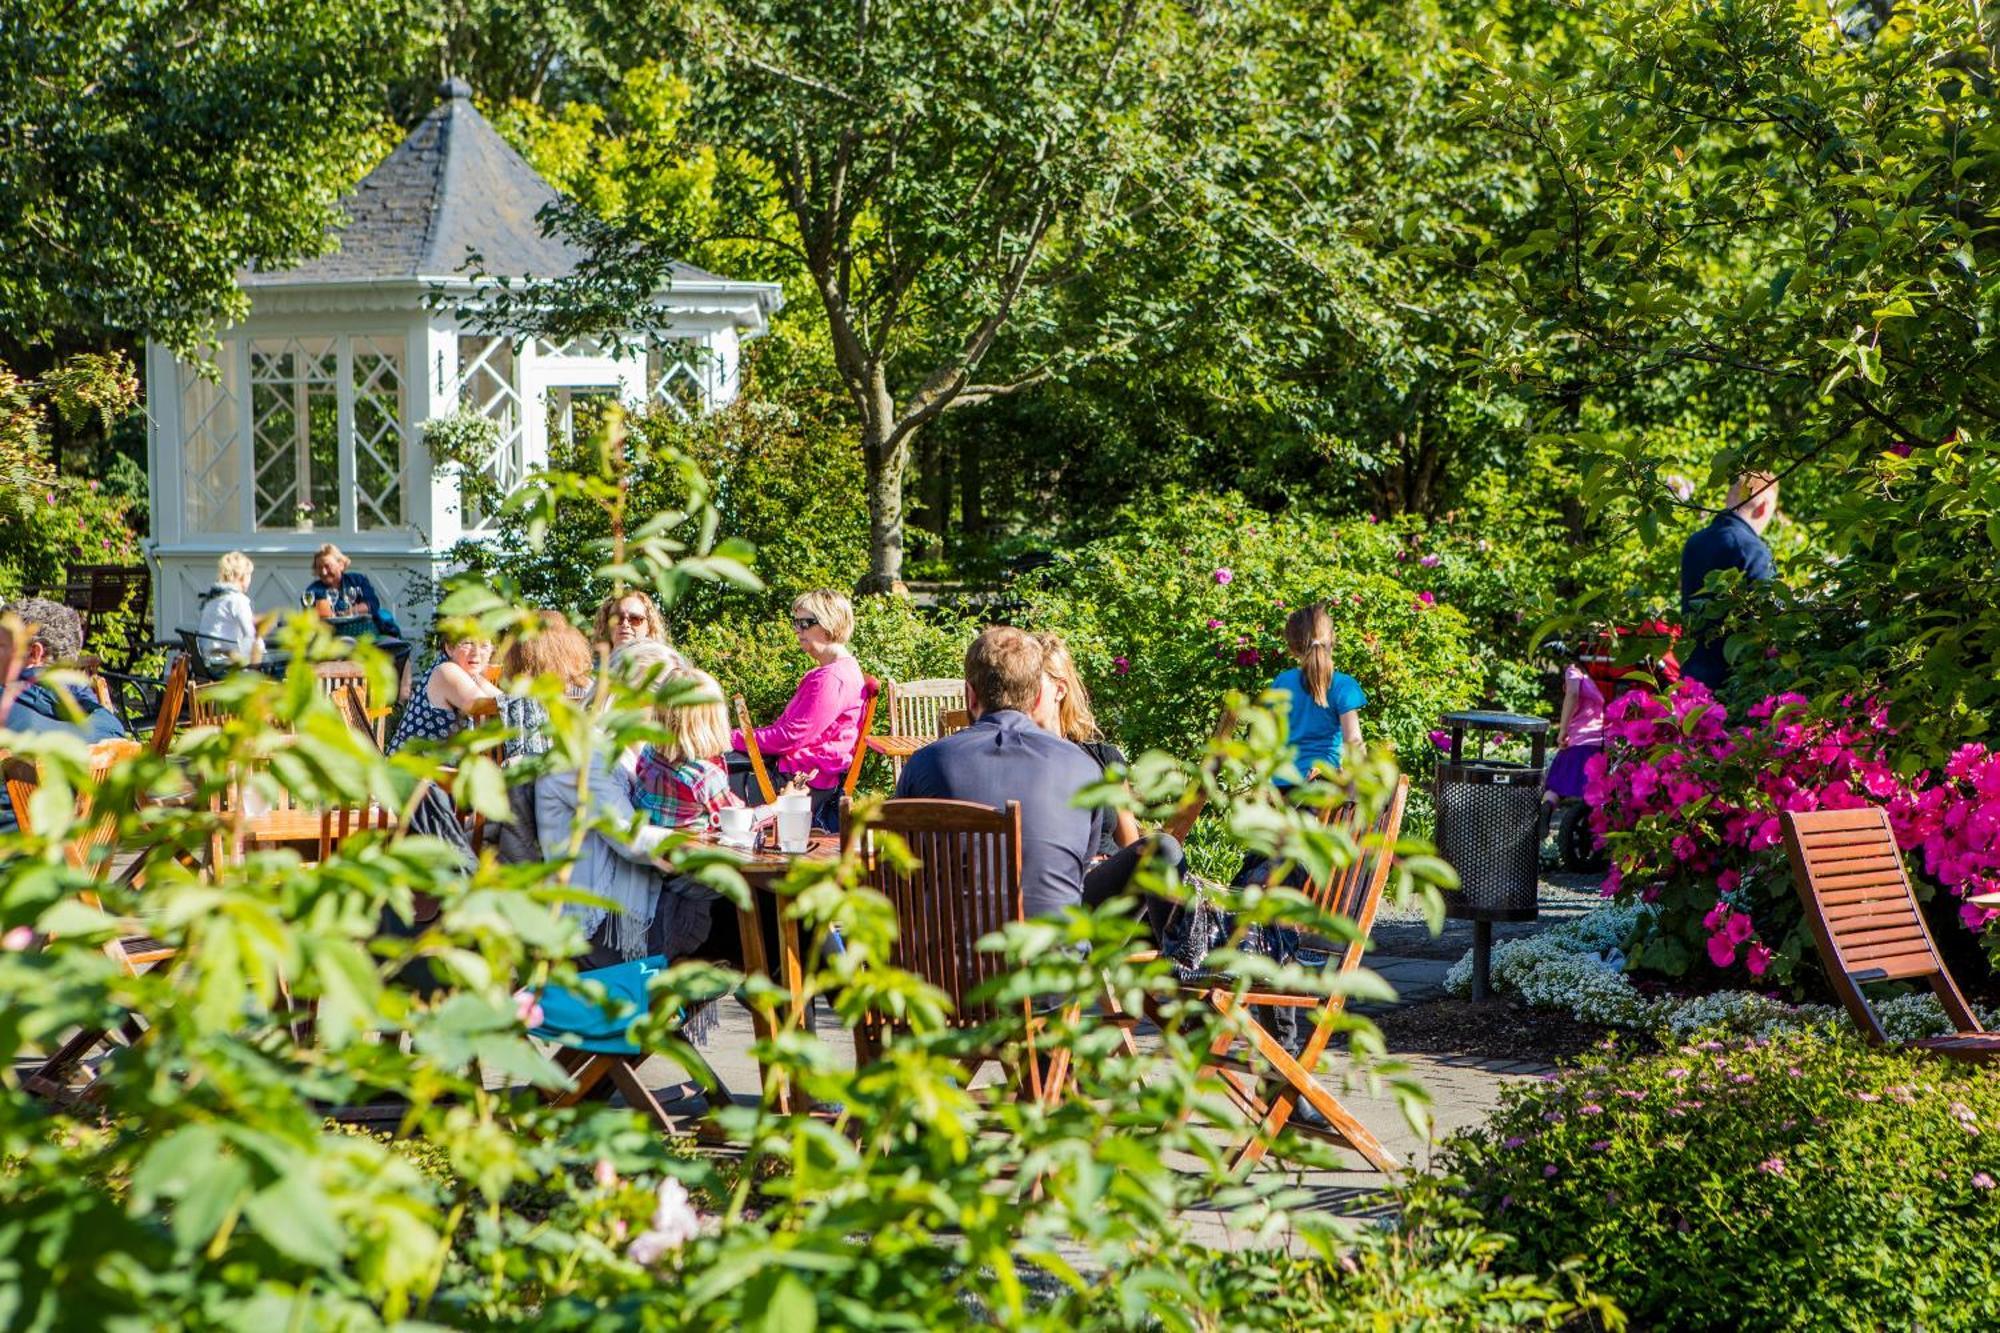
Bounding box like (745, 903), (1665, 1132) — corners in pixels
(629, 872), (1602, 1235)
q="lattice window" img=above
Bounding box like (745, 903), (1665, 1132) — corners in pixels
(646, 337), (712, 421)
(456, 335), (524, 528)
(351, 336), (406, 530)
(250, 337), (338, 530)
(180, 357), (240, 534)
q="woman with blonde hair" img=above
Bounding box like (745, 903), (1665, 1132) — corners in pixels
(194, 550), (266, 666)
(728, 589), (866, 830)
(1035, 631), (1184, 940)
(632, 667), (749, 833)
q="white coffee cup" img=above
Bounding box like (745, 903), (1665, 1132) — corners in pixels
(775, 791), (812, 854)
(717, 805), (754, 847)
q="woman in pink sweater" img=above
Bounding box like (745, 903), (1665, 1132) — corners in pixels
(728, 589), (866, 830)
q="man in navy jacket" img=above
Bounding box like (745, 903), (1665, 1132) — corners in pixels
(1679, 470), (1779, 689)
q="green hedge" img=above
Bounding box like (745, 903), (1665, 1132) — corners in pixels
(1447, 1032), (2000, 1331)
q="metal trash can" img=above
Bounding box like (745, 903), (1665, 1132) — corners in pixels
(1435, 710), (1550, 999)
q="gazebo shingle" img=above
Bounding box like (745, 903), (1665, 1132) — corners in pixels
(243, 79), (727, 288)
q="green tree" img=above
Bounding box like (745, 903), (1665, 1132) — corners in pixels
(0, 1), (419, 365)
(1471, 0), (2000, 757)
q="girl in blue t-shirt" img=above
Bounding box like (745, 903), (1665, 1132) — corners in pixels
(1269, 602), (1366, 786)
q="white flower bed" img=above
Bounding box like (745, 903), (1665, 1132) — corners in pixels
(1444, 905), (1992, 1041)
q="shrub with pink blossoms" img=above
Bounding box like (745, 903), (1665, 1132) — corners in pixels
(1588, 681), (1997, 990)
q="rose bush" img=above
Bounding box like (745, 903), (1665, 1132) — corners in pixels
(1588, 681), (2000, 989)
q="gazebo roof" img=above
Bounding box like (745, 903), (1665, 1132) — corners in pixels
(242, 79), (740, 292)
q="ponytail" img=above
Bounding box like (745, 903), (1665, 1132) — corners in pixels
(1285, 604), (1334, 707)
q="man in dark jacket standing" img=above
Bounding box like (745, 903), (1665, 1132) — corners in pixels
(1679, 470), (1779, 689)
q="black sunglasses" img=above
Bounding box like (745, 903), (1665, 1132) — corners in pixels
(790, 616), (820, 631)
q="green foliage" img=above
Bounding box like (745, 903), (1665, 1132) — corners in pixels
(0, 0), (412, 358)
(1448, 1033), (2000, 1331)
(1018, 493), (1482, 771)
(1472, 0), (2000, 765)
(0, 355), (144, 608)
(460, 396), (866, 629)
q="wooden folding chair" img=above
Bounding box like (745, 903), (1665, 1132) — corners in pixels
(1782, 807), (2000, 1061)
(540, 959), (730, 1140)
(883, 678), (967, 781)
(148, 653), (192, 759)
(1162, 703), (1243, 843)
(853, 798), (1071, 1105)
(838, 675), (882, 799)
(1169, 774), (1409, 1174)
(316, 661), (388, 749)
(733, 694), (778, 803)
(5, 739), (172, 1103)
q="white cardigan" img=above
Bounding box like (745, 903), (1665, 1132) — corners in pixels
(195, 584), (263, 660)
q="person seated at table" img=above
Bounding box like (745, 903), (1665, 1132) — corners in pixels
(386, 620), (501, 754)
(728, 589), (865, 831)
(302, 543), (400, 636)
(632, 667), (749, 833)
(538, 639), (714, 967)
(489, 611), (596, 866)
(592, 588), (680, 662)
(0, 599), (127, 743)
(194, 551), (269, 668)
(894, 627), (1109, 927)
(1035, 632), (1184, 937)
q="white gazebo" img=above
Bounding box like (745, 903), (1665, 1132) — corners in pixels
(144, 79), (782, 637)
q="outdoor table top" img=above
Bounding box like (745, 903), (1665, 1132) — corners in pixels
(680, 830), (840, 882)
(865, 735), (927, 760)
(237, 807), (387, 844)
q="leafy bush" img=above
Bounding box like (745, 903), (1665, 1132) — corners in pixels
(0, 354), (145, 607)
(1448, 1033), (2000, 1331)
(1018, 493), (1482, 775)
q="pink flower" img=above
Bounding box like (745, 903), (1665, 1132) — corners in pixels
(513, 988), (545, 1030)
(1589, 1140), (1611, 1152)
(1716, 869), (1741, 893)
(594, 1158), (618, 1189)
(1213, 568), (1234, 585)
(1235, 648), (1261, 668)
(626, 1177), (703, 1266)
(1543, 1163), (1559, 1178)
(1745, 942), (1774, 977)
(1419, 554), (1441, 568)
(1112, 656), (1130, 676)
(1429, 730), (1451, 752)
(1724, 912), (1755, 946)
(1975, 1173), (1995, 1190)
(1706, 934), (1738, 969)
(1758, 1157), (1786, 1176)
(1205, 619), (1224, 630)
(1416, 591), (1436, 607)
(1, 926), (32, 952)
(1366, 513), (1379, 524)
(1503, 1136), (1526, 1149)
(1889, 441), (1914, 458)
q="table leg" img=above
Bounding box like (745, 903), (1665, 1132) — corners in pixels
(734, 894), (793, 1115)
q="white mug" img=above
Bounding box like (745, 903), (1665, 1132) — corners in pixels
(717, 805), (754, 847)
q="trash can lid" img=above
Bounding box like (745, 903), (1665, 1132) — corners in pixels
(1441, 710), (1551, 734)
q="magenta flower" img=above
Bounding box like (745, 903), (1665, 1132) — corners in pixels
(1365, 513), (1379, 524)
(1542, 1163), (1559, 1178)
(1429, 729), (1451, 752)
(1502, 1136), (1526, 1150)
(1745, 942), (1774, 977)
(1206, 618), (1224, 630)
(1213, 568), (1234, 585)
(1419, 554), (1441, 568)
(1112, 656), (1130, 676)
(1235, 648), (1261, 668)
(1416, 591), (1435, 607)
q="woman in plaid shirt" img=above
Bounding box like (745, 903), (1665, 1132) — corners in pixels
(632, 668), (748, 831)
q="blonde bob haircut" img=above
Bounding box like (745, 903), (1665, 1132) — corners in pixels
(656, 667), (733, 763)
(791, 588), (854, 644)
(217, 551), (255, 589)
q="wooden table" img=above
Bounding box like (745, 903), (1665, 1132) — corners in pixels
(685, 831), (841, 1113)
(865, 735), (927, 763)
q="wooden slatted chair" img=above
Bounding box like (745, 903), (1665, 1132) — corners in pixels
(853, 798), (1070, 1104)
(5, 739), (172, 1103)
(1168, 774), (1409, 1174)
(940, 708), (971, 735)
(148, 653), (193, 759)
(537, 956), (730, 1140)
(1782, 807), (2000, 1060)
(883, 679), (966, 781)
(736, 678), (880, 811)
(315, 661), (389, 748)
(839, 675), (882, 800)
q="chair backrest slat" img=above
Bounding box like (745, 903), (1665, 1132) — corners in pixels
(840, 676), (882, 797)
(863, 798), (1022, 1027)
(886, 679), (967, 742)
(1782, 806), (1981, 1040)
(1305, 775), (1410, 975)
(150, 654), (192, 758)
(733, 694), (777, 804)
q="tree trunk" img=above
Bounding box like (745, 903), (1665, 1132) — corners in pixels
(858, 419), (911, 596)
(960, 432), (984, 542)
